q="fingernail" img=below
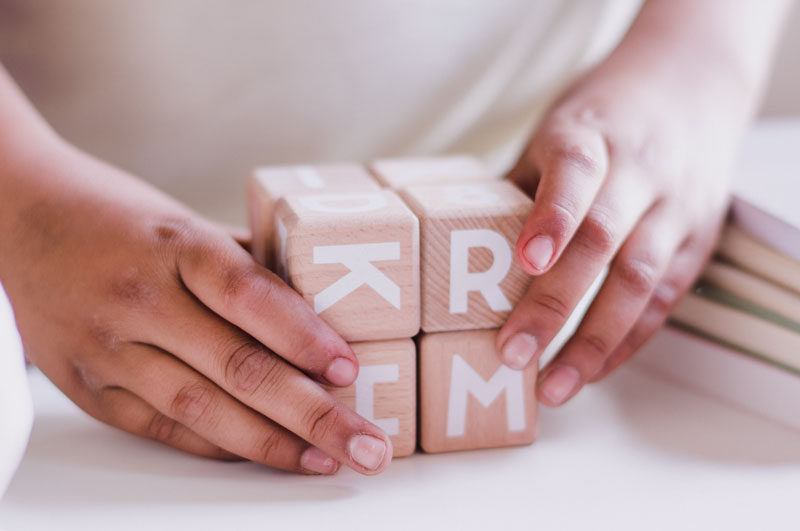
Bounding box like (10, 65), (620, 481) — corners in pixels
(501, 333), (538, 370)
(324, 357), (357, 386)
(300, 447), (338, 475)
(524, 235), (554, 271)
(347, 435), (387, 471)
(540, 365), (580, 405)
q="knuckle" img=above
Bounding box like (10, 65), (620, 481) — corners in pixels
(221, 265), (277, 312)
(150, 217), (197, 259)
(86, 320), (124, 353)
(574, 210), (618, 257)
(108, 266), (163, 309)
(257, 429), (287, 465)
(545, 133), (605, 177)
(614, 258), (659, 298)
(302, 400), (342, 442)
(545, 199), (581, 241)
(147, 412), (180, 443)
(221, 265), (255, 306)
(151, 217), (194, 246)
(224, 341), (282, 396)
(530, 292), (572, 321)
(170, 383), (216, 428)
(575, 332), (611, 358)
(649, 281), (682, 316)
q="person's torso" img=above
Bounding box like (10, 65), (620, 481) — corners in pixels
(0, 0), (641, 223)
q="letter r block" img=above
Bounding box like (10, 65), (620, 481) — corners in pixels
(419, 329), (537, 453)
(248, 164), (380, 267)
(274, 190), (420, 341)
(400, 181), (533, 332)
(324, 339), (416, 457)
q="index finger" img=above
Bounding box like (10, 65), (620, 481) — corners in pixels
(176, 225), (358, 387)
(509, 119), (609, 275)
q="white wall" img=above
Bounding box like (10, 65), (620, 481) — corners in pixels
(761, 1), (800, 116)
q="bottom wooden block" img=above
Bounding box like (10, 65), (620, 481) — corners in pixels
(419, 329), (538, 453)
(325, 338), (417, 457)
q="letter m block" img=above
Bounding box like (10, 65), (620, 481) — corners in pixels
(419, 330), (538, 453)
(274, 191), (420, 341)
(400, 181), (532, 332)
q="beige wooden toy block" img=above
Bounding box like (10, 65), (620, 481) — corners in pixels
(325, 339), (417, 457)
(248, 163), (380, 267)
(369, 154), (496, 189)
(419, 329), (537, 453)
(274, 190), (420, 341)
(399, 181), (532, 332)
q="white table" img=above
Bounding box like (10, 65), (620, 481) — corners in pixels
(2, 365), (800, 531)
(3, 118), (800, 530)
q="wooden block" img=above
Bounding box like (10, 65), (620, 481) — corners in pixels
(369, 155), (496, 189)
(325, 339), (417, 457)
(248, 164), (380, 267)
(399, 181), (532, 332)
(419, 329), (537, 453)
(274, 190), (420, 341)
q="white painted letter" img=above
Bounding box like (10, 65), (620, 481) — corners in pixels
(294, 165), (325, 189)
(355, 364), (400, 435)
(443, 184), (499, 206)
(299, 193), (387, 213)
(446, 355), (526, 437)
(313, 242), (401, 313)
(449, 229), (512, 314)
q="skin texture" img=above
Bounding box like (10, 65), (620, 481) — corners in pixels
(496, 0), (793, 406)
(0, 0), (792, 473)
(0, 70), (392, 476)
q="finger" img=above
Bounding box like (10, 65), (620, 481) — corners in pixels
(497, 170), (654, 372)
(114, 342), (341, 475)
(144, 295), (393, 475)
(589, 228), (720, 382)
(535, 204), (688, 406)
(98, 386), (237, 460)
(509, 120), (610, 274)
(29, 357), (228, 458)
(176, 225), (358, 387)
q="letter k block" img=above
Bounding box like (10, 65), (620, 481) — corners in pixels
(274, 190), (420, 341)
(400, 181), (533, 332)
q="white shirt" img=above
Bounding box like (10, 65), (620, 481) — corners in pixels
(0, 0), (642, 223)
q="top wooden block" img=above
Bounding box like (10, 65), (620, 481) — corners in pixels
(400, 181), (533, 332)
(369, 155), (496, 189)
(274, 190), (420, 342)
(248, 164), (380, 266)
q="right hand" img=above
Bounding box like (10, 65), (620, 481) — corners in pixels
(0, 143), (393, 476)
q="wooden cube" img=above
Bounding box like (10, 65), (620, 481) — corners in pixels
(274, 190), (420, 341)
(248, 164), (380, 267)
(325, 339), (416, 457)
(419, 329), (537, 453)
(370, 155), (496, 189)
(400, 181), (532, 332)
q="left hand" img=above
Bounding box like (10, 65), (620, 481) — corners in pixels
(495, 55), (746, 406)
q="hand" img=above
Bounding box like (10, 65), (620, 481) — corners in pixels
(495, 43), (750, 406)
(0, 145), (392, 475)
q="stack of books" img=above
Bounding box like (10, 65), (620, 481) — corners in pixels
(634, 118), (800, 430)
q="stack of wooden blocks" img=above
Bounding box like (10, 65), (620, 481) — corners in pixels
(248, 155), (538, 457)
